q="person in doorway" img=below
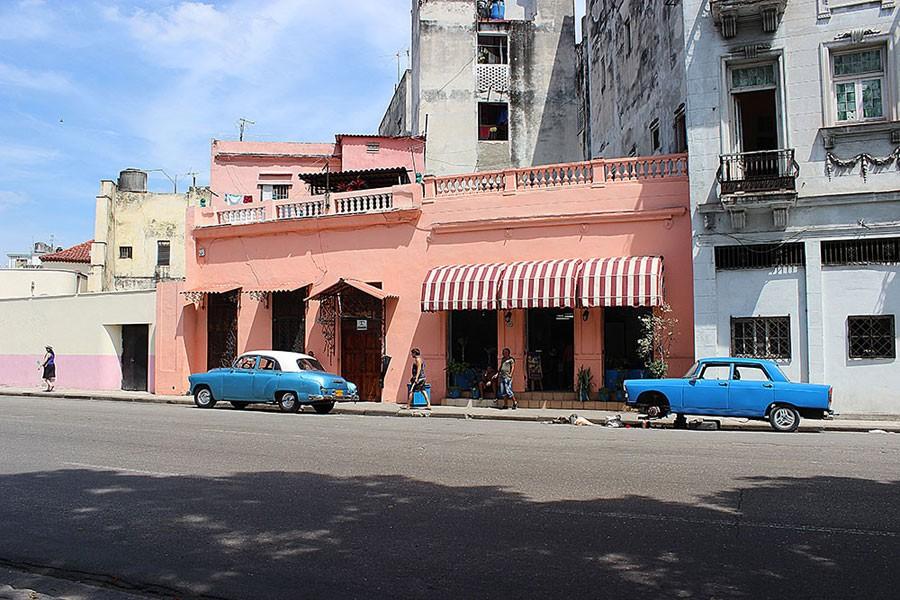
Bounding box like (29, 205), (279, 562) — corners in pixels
(495, 348), (517, 410)
(479, 364), (498, 400)
(407, 348), (430, 410)
(40, 346), (56, 392)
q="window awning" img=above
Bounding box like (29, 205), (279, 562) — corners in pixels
(241, 282), (310, 294)
(579, 257), (664, 308)
(499, 259), (582, 310)
(180, 283), (241, 295)
(308, 278), (397, 302)
(421, 263), (508, 312)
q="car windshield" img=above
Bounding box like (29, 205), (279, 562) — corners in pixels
(297, 358), (325, 372)
(683, 362), (700, 378)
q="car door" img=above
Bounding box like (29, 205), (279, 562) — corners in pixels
(251, 356), (282, 401)
(223, 355), (257, 400)
(685, 362), (732, 414)
(728, 363), (775, 417)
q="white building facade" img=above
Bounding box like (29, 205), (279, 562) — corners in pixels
(583, 0), (899, 414)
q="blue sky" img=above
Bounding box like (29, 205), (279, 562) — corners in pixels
(0, 0), (585, 254)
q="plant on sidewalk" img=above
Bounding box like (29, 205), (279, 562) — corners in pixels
(576, 366), (595, 402)
(637, 304), (679, 379)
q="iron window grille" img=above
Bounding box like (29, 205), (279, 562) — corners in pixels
(715, 243), (805, 270)
(822, 237), (899, 266)
(157, 240), (171, 267)
(119, 246), (133, 259)
(848, 315), (896, 359)
(272, 185), (290, 201)
(731, 316), (791, 359)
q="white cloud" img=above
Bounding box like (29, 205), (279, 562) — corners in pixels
(0, 62), (73, 94)
(0, 142), (59, 165)
(0, 0), (54, 40)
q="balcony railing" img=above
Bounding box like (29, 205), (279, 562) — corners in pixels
(717, 149), (798, 197)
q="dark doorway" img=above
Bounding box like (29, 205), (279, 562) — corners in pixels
(603, 307), (651, 371)
(448, 310), (498, 387)
(207, 291), (239, 371)
(526, 309), (575, 391)
(272, 289), (306, 353)
(121, 324), (149, 391)
(735, 89), (778, 153)
(339, 289), (384, 402)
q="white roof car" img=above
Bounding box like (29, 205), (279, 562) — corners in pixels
(237, 350), (324, 373)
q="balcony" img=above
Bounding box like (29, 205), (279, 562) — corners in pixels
(716, 149), (798, 229)
(710, 0), (787, 38)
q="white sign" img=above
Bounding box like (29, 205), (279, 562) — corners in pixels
(356, 319), (368, 331)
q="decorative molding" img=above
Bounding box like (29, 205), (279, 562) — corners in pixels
(825, 146), (900, 181)
(773, 207), (790, 229)
(429, 207), (687, 235)
(834, 28), (881, 43)
(818, 0), (894, 19)
(727, 43), (772, 59)
(182, 291), (205, 305)
(729, 209), (747, 230)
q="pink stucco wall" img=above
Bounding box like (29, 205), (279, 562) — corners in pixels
(1, 355), (123, 390)
(158, 154), (695, 403)
(337, 135), (425, 175)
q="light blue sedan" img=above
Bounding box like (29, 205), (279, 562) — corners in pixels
(624, 358), (833, 432)
(188, 351), (358, 414)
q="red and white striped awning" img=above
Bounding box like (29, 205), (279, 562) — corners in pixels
(421, 264), (507, 312)
(579, 257), (664, 307)
(499, 259), (582, 310)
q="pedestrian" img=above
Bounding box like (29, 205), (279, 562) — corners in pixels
(40, 345), (56, 392)
(495, 348), (517, 410)
(407, 348), (430, 410)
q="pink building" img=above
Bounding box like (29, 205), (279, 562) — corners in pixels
(156, 141), (694, 410)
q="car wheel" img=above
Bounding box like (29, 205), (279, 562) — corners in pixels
(278, 392), (301, 413)
(230, 401), (250, 410)
(769, 406), (800, 432)
(194, 387), (216, 409)
(313, 402), (335, 415)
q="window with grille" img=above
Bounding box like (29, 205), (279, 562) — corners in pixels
(272, 185), (289, 200)
(157, 240), (170, 266)
(477, 34), (508, 65)
(822, 237), (899, 266)
(731, 317), (791, 359)
(848, 315), (895, 359)
(832, 47), (885, 123)
(673, 104), (687, 153)
(715, 243), (805, 270)
(119, 246), (132, 259)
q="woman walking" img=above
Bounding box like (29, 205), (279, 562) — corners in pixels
(40, 346), (56, 392)
(407, 348), (431, 410)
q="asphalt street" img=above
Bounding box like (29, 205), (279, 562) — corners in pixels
(0, 396), (898, 600)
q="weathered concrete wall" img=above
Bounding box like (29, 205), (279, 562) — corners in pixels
(0, 290), (156, 391)
(379, 69), (413, 136)
(584, 0), (686, 158)
(0, 269), (84, 299)
(410, 0), (581, 175)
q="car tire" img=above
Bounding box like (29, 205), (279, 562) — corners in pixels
(194, 386), (216, 409)
(230, 401), (250, 410)
(313, 402), (335, 415)
(769, 406), (800, 432)
(278, 392), (301, 414)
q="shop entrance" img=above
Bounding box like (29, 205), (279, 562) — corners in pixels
(526, 308), (575, 391)
(207, 291), (238, 370)
(339, 288), (384, 402)
(603, 307), (651, 372)
(272, 289), (306, 353)
(448, 310), (498, 387)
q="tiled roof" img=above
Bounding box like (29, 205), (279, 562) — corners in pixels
(40, 240), (92, 263)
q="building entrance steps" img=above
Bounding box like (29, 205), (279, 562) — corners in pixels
(1, 387), (899, 432)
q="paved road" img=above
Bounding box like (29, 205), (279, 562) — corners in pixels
(0, 396), (898, 599)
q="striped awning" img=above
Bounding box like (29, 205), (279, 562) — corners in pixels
(499, 259), (582, 310)
(421, 264), (507, 312)
(579, 257), (664, 307)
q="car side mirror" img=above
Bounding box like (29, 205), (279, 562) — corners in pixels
(689, 377), (698, 385)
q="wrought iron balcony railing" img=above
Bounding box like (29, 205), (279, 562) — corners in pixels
(717, 149), (799, 197)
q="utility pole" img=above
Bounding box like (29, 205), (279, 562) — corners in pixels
(238, 118), (255, 141)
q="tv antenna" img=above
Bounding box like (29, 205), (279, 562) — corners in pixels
(238, 118), (255, 141)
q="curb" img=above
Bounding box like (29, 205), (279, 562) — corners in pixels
(5, 390), (899, 433)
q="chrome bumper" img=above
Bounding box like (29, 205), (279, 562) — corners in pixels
(309, 394), (358, 403)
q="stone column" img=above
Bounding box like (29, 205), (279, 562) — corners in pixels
(804, 240), (825, 384)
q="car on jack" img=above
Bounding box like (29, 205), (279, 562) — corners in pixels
(188, 351), (358, 414)
(624, 358), (833, 432)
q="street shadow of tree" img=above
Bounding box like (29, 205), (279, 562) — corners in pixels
(0, 470), (897, 599)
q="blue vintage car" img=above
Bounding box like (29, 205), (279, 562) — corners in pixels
(624, 358), (833, 432)
(188, 351), (358, 414)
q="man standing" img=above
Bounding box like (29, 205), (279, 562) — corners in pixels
(495, 348), (517, 410)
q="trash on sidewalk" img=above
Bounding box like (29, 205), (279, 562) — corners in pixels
(868, 429), (893, 434)
(689, 419), (721, 430)
(605, 415), (624, 428)
(547, 414), (595, 426)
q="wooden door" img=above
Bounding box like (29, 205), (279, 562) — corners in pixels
(208, 291), (238, 371)
(121, 324), (149, 391)
(341, 317), (382, 402)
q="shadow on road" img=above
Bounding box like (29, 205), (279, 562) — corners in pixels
(0, 469), (897, 599)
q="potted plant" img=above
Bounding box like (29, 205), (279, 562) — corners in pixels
(637, 303), (679, 379)
(576, 366), (595, 402)
(445, 359), (469, 398)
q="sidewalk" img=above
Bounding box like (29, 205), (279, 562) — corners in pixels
(2, 386), (899, 433)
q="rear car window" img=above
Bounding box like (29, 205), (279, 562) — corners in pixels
(297, 358), (326, 372)
(699, 364), (730, 380)
(259, 357), (281, 371)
